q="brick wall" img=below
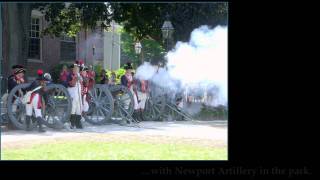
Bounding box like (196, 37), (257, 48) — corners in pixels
(27, 15), (61, 79)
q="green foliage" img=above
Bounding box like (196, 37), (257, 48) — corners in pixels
(34, 3), (113, 38)
(33, 3), (228, 42)
(120, 31), (140, 66)
(93, 64), (103, 83)
(112, 3), (228, 43)
(116, 68), (125, 76)
(93, 64), (125, 84)
(141, 38), (165, 65)
(120, 30), (165, 67)
(195, 104), (228, 120)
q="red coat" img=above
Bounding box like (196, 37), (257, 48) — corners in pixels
(140, 80), (148, 93)
(60, 70), (69, 82)
(87, 70), (96, 89)
(81, 74), (89, 96)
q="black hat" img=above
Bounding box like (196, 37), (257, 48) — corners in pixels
(37, 74), (51, 81)
(69, 63), (80, 69)
(14, 68), (26, 75)
(12, 64), (24, 69)
(80, 66), (89, 72)
(124, 62), (133, 70)
(36, 75), (46, 81)
(44, 73), (52, 81)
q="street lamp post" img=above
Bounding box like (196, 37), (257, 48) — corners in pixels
(92, 44), (95, 56)
(92, 44), (95, 66)
(161, 13), (174, 53)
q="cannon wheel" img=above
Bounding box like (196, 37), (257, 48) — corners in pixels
(42, 84), (72, 129)
(84, 84), (114, 125)
(7, 83), (37, 130)
(143, 95), (166, 121)
(109, 85), (134, 121)
(7, 83), (72, 130)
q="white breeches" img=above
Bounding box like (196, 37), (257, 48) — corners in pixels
(132, 90), (147, 110)
(137, 92), (147, 110)
(25, 93), (42, 118)
(132, 89), (139, 110)
(124, 87), (147, 110)
(68, 85), (83, 115)
(82, 95), (89, 113)
(71, 97), (82, 115)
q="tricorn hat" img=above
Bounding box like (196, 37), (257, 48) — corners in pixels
(69, 63), (80, 69)
(12, 64), (24, 69)
(36, 75), (50, 81)
(14, 68), (26, 75)
(124, 62), (133, 70)
(80, 66), (89, 72)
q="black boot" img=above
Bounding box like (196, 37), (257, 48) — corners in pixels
(139, 110), (145, 121)
(70, 115), (76, 129)
(32, 116), (36, 124)
(26, 116), (32, 131)
(36, 117), (46, 133)
(132, 110), (140, 122)
(75, 115), (83, 129)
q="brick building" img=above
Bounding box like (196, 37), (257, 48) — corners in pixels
(76, 20), (121, 71)
(1, 4), (121, 92)
(1, 8), (76, 82)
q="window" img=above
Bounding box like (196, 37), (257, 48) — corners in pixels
(61, 34), (76, 42)
(60, 34), (76, 61)
(28, 17), (41, 60)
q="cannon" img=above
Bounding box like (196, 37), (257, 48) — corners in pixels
(142, 82), (166, 121)
(84, 84), (114, 125)
(5, 83), (71, 130)
(143, 82), (193, 121)
(109, 84), (139, 126)
(3, 81), (137, 130)
(3, 76), (194, 130)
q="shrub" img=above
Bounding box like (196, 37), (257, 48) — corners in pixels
(194, 104), (228, 120)
(94, 64), (126, 85)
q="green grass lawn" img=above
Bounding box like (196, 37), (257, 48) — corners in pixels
(2, 140), (227, 160)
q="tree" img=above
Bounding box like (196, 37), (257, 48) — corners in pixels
(3, 2), (227, 76)
(111, 3), (228, 43)
(120, 28), (165, 67)
(35, 2), (227, 65)
(34, 2), (228, 42)
(34, 3), (113, 38)
(3, 3), (32, 72)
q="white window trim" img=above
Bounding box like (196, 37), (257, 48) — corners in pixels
(60, 33), (76, 43)
(61, 38), (76, 43)
(28, 11), (43, 63)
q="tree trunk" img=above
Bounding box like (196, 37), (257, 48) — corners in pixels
(7, 3), (31, 72)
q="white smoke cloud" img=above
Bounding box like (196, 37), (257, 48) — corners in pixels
(135, 25), (228, 107)
(134, 62), (157, 81)
(168, 25), (228, 106)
